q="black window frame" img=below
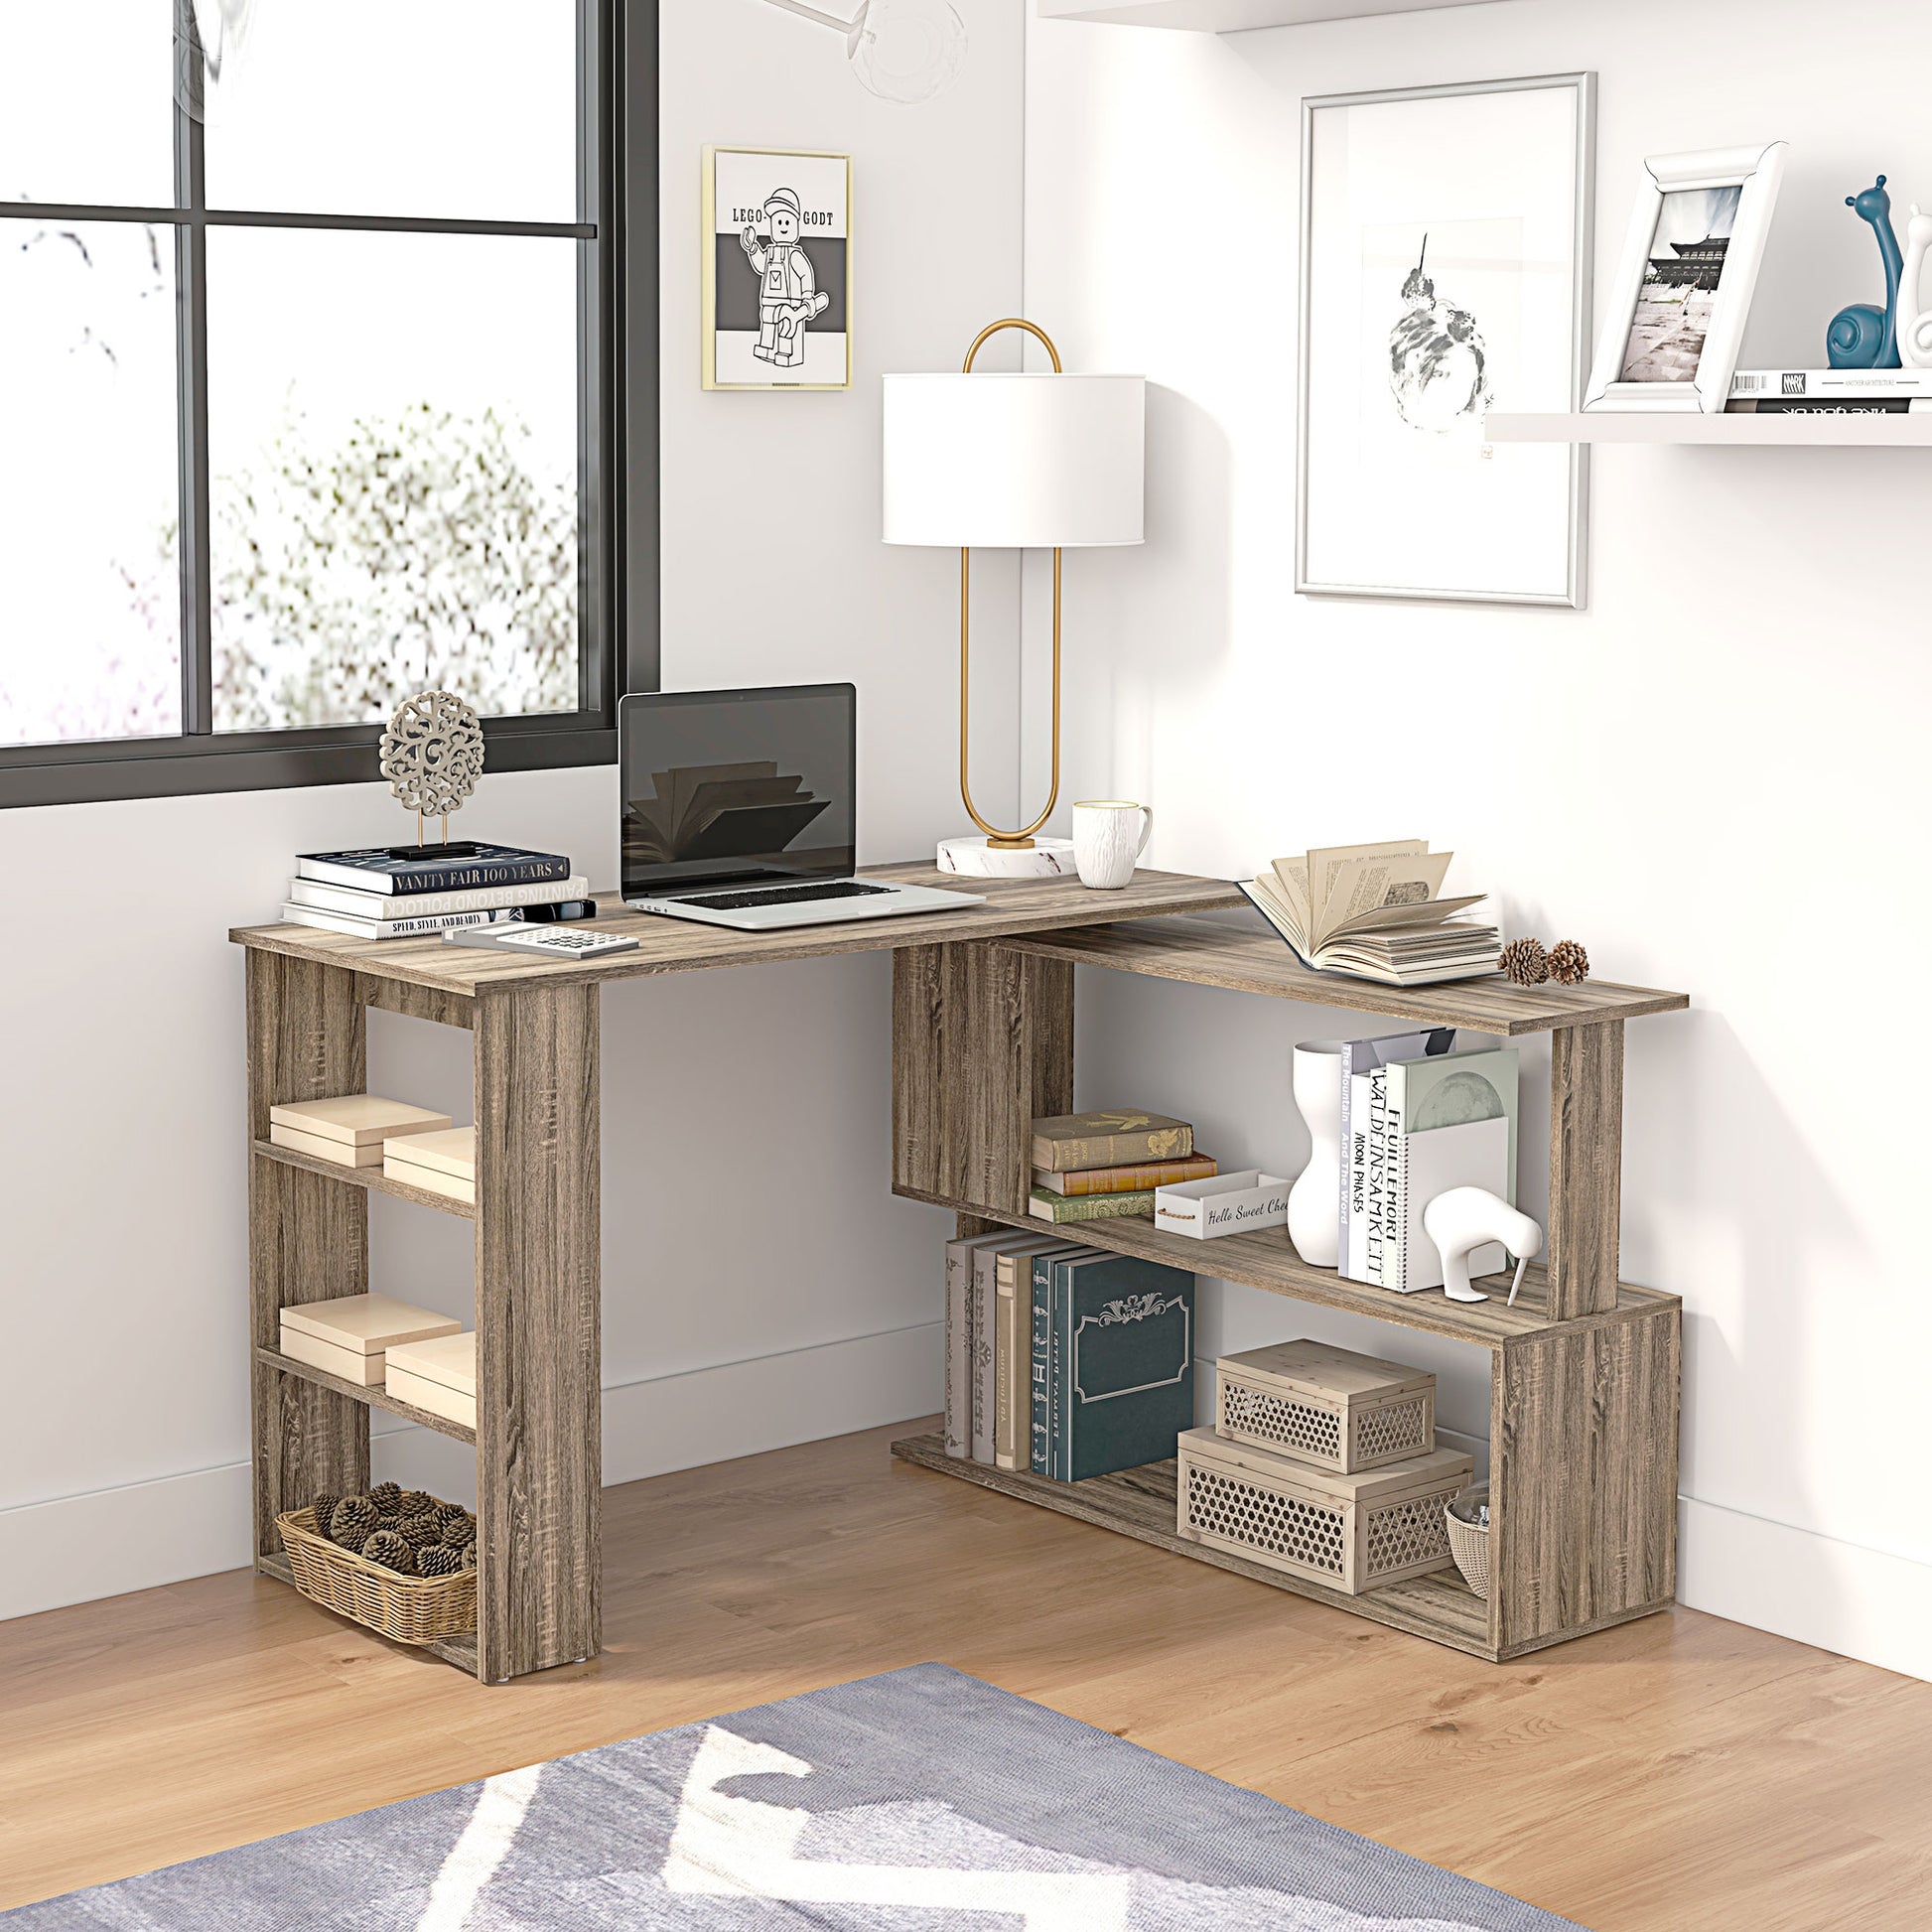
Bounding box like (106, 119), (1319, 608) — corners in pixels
(0, 0), (657, 810)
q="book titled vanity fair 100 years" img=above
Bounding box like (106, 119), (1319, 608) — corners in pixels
(297, 843), (572, 897)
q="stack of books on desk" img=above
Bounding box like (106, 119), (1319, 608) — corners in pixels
(1028, 1110), (1209, 1223)
(282, 842), (590, 940)
(944, 1231), (1195, 1483)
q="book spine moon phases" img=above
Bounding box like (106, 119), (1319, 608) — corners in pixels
(380, 689), (484, 844)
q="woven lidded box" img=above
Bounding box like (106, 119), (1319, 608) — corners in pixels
(1175, 1428), (1471, 1594)
(1214, 1338), (1435, 1473)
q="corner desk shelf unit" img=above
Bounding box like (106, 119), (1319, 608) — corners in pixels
(232, 865), (1686, 1681)
(886, 915), (1689, 1663)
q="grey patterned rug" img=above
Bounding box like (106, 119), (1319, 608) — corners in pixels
(7, 1663), (1579, 1928)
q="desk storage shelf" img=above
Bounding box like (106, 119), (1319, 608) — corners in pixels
(886, 917), (1687, 1663)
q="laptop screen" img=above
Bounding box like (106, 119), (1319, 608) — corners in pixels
(620, 684), (856, 898)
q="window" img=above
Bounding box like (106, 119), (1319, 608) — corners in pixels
(0, 1), (647, 807)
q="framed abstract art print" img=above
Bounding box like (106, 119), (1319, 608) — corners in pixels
(1297, 73), (1595, 608)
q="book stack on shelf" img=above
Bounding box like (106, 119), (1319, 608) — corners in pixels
(944, 1230), (1194, 1484)
(1340, 1033), (1519, 1293)
(278, 1292), (462, 1391)
(267, 1095), (452, 1169)
(383, 1126), (477, 1205)
(1725, 366), (1932, 415)
(1240, 840), (1500, 987)
(385, 1331), (479, 1432)
(1177, 1339), (1471, 1596)
(283, 842), (592, 941)
(1029, 1109), (1212, 1224)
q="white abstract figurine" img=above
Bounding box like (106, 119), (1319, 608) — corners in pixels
(1423, 1186), (1544, 1306)
(1898, 205), (1932, 369)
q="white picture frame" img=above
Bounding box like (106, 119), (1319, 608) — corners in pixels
(1584, 141), (1788, 415)
(1297, 73), (1595, 609)
(702, 146), (853, 392)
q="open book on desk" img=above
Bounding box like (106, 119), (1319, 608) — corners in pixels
(1239, 840), (1501, 987)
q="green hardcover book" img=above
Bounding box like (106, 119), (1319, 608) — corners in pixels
(1049, 1251), (1195, 1482)
(1031, 1111), (1193, 1173)
(1029, 1186), (1156, 1224)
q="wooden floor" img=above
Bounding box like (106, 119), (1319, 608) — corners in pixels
(3, 1423), (1929, 1928)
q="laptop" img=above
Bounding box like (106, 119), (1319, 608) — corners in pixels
(620, 684), (985, 930)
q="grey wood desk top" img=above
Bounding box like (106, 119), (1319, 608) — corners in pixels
(229, 863), (1249, 997)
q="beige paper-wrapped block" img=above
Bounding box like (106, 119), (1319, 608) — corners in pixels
(268, 1095), (454, 1148)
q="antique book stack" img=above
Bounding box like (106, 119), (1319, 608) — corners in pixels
(944, 1230), (1195, 1483)
(1028, 1109), (1213, 1224)
(282, 841), (590, 941)
(1177, 1339), (1472, 1596)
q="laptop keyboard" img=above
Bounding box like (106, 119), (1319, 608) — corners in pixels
(672, 881), (895, 911)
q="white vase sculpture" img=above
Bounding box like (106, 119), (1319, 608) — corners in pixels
(1899, 204), (1932, 368)
(1286, 1040), (1345, 1267)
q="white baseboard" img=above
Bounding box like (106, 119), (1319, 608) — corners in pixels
(0, 1323), (942, 1624)
(1678, 1494), (1932, 1684)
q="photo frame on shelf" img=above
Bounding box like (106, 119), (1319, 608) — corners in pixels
(1298, 72), (1594, 609)
(1584, 141), (1788, 415)
(702, 145), (853, 392)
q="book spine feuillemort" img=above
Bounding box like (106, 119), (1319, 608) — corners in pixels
(1031, 1252), (1053, 1476)
(1030, 1187), (1157, 1224)
(1035, 1155), (1217, 1196)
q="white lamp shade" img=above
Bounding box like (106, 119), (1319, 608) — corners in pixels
(883, 372), (1145, 548)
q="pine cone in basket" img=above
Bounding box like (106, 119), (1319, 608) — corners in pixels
(395, 1490), (437, 1519)
(311, 1494), (341, 1541)
(416, 1545), (463, 1579)
(361, 1530), (416, 1575)
(328, 1496), (378, 1550)
(374, 1514), (400, 1535)
(369, 1481), (402, 1512)
(1547, 938), (1589, 986)
(431, 1503), (471, 1544)
(458, 1540), (478, 1571)
(396, 1512), (444, 1550)
(1497, 936), (1550, 986)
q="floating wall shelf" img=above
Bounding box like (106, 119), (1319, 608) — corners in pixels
(1486, 411), (1932, 447)
(1036, 0), (1497, 30)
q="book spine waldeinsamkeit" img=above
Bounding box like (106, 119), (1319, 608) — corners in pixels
(1361, 1067), (1393, 1288)
(1035, 1154), (1218, 1196)
(1030, 1253), (1054, 1476)
(943, 1240), (971, 1460)
(1030, 1187), (1156, 1224)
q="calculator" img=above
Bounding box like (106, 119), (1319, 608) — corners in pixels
(485, 925), (638, 959)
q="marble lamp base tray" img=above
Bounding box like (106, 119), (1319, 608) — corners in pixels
(936, 835), (1077, 879)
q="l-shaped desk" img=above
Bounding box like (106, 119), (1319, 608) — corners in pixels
(232, 862), (1686, 1681)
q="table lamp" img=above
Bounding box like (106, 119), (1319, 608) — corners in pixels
(883, 320), (1145, 876)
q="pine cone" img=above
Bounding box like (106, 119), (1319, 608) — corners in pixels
(328, 1496), (378, 1550)
(374, 1514), (400, 1535)
(1498, 937), (1550, 986)
(369, 1481), (402, 1512)
(458, 1541), (478, 1572)
(416, 1545), (463, 1578)
(396, 1512), (443, 1550)
(311, 1494), (341, 1539)
(431, 1504), (471, 1544)
(1547, 939), (1589, 986)
(395, 1490), (437, 1519)
(361, 1530), (415, 1575)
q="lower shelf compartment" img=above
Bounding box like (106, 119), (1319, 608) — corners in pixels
(257, 1551), (480, 1677)
(257, 1346), (477, 1446)
(892, 1432), (1497, 1660)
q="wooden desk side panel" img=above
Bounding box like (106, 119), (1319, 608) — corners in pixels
(1493, 1300), (1680, 1653)
(1546, 1019), (1624, 1319)
(893, 942), (1074, 1217)
(244, 951), (372, 1560)
(474, 981), (602, 1682)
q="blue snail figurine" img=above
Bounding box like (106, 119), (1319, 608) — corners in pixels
(1828, 175), (1904, 368)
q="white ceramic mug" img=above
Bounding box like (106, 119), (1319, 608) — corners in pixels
(1072, 799), (1153, 890)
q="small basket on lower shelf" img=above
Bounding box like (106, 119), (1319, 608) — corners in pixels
(275, 1507), (477, 1645)
(1445, 1484), (1491, 1600)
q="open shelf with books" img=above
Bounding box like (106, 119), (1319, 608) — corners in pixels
(890, 921), (1687, 1662)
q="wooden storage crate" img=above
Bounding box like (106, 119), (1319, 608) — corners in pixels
(1215, 1338), (1435, 1474)
(1175, 1428), (1471, 1594)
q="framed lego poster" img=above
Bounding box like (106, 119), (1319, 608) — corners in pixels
(702, 147), (852, 391)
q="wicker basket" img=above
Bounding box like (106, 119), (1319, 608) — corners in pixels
(1445, 1484), (1490, 1600)
(275, 1507), (477, 1644)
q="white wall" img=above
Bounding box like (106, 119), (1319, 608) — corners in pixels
(1024, 0), (1932, 1678)
(0, 0), (1025, 1619)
